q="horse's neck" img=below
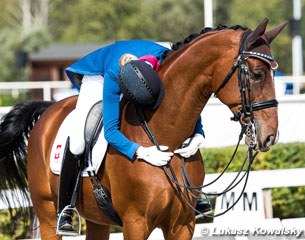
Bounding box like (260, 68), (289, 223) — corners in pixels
(148, 31), (241, 149)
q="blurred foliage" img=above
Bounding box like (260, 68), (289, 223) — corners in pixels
(0, 0), (51, 82)
(0, 0), (303, 83)
(46, 0), (305, 74)
(47, 0), (205, 42)
(0, 92), (28, 106)
(201, 142), (305, 219)
(272, 186), (305, 219)
(202, 142), (305, 173)
(226, 0), (295, 76)
(0, 209), (30, 240)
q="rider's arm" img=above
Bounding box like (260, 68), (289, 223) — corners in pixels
(194, 116), (205, 137)
(103, 71), (173, 165)
(103, 72), (140, 160)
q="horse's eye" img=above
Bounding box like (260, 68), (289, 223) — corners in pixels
(251, 70), (264, 81)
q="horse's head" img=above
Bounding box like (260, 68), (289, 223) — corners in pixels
(213, 18), (287, 152)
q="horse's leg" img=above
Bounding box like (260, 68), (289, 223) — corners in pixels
(124, 219), (193, 240)
(32, 198), (59, 239)
(27, 112), (61, 239)
(85, 220), (110, 240)
(162, 223), (195, 240)
(28, 147), (59, 239)
(122, 216), (152, 240)
(160, 199), (196, 240)
(28, 165), (58, 239)
(27, 97), (77, 239)
(161, 155), (202, 240)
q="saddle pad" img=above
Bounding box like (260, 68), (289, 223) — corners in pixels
(50, 110), (108, 177)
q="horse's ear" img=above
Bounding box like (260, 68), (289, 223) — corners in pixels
(246, 17), (269, 49)
(264, 21), (288, 44)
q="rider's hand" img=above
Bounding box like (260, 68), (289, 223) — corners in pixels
(174, 133), (204, 158)
(136, 146), (173, 166)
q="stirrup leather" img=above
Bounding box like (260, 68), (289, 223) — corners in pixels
(56, 205), (81, 236)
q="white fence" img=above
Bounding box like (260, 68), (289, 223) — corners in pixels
(0, 80), (77, 117)
(0, 75), (304, 105)
(1, 77), (305, 147)
(0, 75), (304, 104)
(275, 75), (305, 95)
(201, 92), (305, 148)
(0, 80), (73, 101)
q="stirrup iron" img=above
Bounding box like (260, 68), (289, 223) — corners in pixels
(56, 205), (81, 236)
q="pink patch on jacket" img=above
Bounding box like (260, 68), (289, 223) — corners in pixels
(139, 55), (161, 71)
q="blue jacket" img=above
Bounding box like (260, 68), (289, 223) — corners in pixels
(66, 40), (204, 159)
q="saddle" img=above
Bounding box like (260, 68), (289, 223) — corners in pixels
(68, 101), (122, 227)
(87, 101), (123, 225)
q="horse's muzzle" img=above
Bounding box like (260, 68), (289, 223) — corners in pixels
(259, 131), (279, 152)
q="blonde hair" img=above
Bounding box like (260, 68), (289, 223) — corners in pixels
(119, 54), (138, 68)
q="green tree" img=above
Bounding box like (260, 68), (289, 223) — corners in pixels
(49, 0), (205, 43)
(50, 0), (148, 43)
(148, 0), (205, 41)
(227, 0), (299, 74)
(0, 0), (51, 83)
(1, 0), (304, 79)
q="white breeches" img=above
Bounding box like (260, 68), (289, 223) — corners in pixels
(69, 75), (104, 155)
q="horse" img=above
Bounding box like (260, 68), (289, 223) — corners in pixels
(0, 18), (286, 239)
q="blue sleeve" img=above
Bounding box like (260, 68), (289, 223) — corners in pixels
(194, 116), (205, 137)
(103, 72), (140, 160)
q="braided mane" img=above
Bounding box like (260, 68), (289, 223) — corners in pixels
(163, 24), (248, 59)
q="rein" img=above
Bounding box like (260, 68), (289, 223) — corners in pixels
(135, 30), (278, 218)
(136, 106), (258, 217)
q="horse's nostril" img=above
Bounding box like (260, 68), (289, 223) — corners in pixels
(264, 134), (275, 150)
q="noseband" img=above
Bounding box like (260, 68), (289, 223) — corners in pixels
(214, 30), (278, 147)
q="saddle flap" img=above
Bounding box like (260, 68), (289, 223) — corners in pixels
(50, 103), (108, 177)
(84, 100), (103, 144)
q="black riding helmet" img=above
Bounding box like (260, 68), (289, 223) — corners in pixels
(118, 60), (164, 110)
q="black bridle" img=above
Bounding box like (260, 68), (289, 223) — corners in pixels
(215, 30), (278, 127)
(135, 30), (279, 218)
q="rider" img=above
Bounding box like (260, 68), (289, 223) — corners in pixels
(57, 40), (211, 235)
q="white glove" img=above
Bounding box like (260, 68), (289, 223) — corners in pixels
(136, 146), (173, 166)
(174, 133), (204, 158)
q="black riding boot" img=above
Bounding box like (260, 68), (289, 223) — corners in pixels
(195, 199), (212, 219)
(57, 137), (81, 236)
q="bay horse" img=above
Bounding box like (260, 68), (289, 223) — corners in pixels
(0, 18), (286, 239)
